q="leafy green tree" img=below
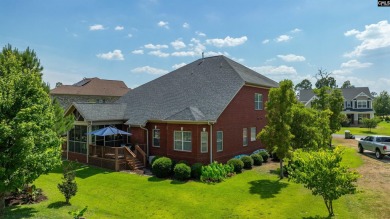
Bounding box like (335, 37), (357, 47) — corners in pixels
(294, 79), (312, 91)
(314, 69), (337, 89)
(258, 80), (297, 179)
(58, 162), (78, 204)
(0, 45), (70, 215)
(291, 104), (331, 150)
(288, 148), (359, 217)
(341, 80), (354, 88)
(311, 87), (344, 146)
(373, 91), (390, 118)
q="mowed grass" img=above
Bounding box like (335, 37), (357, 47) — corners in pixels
(5, 147), (376, 219)
(336, 121), (390, 136)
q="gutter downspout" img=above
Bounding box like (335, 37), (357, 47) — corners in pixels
(140, 125), (149, 158)
(208, 121), (214, 164)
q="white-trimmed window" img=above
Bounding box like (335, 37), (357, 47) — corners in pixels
(200, 132), (208, 153)
(174, 131), (192, 152)
(243, 128), (248, 146)
(250, 127), (256, 141)
(217, 131), (223, 152)
(255, 93), (263, 110)
(152, 129), (160, 147)
(357, 100), (367, 109)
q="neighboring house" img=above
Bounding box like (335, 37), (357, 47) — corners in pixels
(50, 77), (130, 109)
(299, 87), (375, 125)
(64, 55), (278, 170)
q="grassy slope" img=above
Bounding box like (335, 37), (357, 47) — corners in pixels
(5, 148), (374, 219)
(336, 121), (390, 136)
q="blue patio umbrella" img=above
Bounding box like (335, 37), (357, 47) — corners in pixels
(86, 126), (132, 136)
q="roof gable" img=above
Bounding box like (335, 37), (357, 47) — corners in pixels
(50, 77), (130, 97)
(65, 103), (127, 122)
(299, 87), (374, 102)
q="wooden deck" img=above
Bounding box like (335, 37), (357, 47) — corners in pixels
(87, 144), (146, 171)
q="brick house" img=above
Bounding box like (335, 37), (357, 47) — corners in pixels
(64, 56), (278, 169)
(299, 87), (375, 125)
(50, 77), (130, 109)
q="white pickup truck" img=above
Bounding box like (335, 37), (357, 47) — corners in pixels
(358, 135), (390, 159)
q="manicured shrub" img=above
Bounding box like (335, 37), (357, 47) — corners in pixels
(191, 163), (203, 180)
(251, 153), (263, 166)
(174, 163), (191, 181)
(259, 151), (270, 163)
(201, 162), (233, 183)
(227, 158), (244, 173)
(152, 157), (172, 178)
(240, 155), (254, 169)
(150, 156), (161, 165)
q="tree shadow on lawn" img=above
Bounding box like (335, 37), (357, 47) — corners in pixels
(248, 179), (288, 199)
(47, 201), (70, 209)
(147, 176), (168, 182)
(5, 206), (38, 219)
(302, 216), (332, 219)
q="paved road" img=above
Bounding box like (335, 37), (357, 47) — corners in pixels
(332, 134), (365, 139)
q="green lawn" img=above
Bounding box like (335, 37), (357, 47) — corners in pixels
(5, 148), (374, 219)
(336, 121), (390, 136)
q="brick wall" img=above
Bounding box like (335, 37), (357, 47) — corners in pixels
(212, 85), (269, 163)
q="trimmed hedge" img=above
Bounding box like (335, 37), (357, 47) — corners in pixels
(251, 153), (263, 166)
(152, 157), (172, 178)
(227, 158), (244, 173)
(174, 163), (191, 181)
(259, 151), (269, 163)
(191, 163), (203, 180)
(240, 155), (254, 169)
(151, 156), (162, 165)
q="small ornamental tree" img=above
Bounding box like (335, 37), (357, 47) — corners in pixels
(58, 162), (78, 204)
(362, 118), (379, 132)
(258, 79), (297, 178)
(287, 148), (359, 217)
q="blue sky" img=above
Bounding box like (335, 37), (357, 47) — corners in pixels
(1, 0), (389, 93)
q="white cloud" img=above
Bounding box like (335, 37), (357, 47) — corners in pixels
(251, 65), (297, 75)
(332, 69), (352, 75)
(196, 31), (206, 37)
(275, 35), (291, 42)
(204, 51), (229, 57)
(262, 39), (270, 44)
(172, 63), (186, 69)
(127, 34), (133, 38)
(171, 51), (196, 57)
(344, 20), (390, 57)
(206, 36), (248, 47)
(115, 26), (124, 31)
(131, 66), (168, 75)
(171, 39), (186, 50)
(89, 24), (105, 31)
(340, 60), (372, 68)
(183, 22), (190, 29)
(148, 50), (170, 57)
(144, 44), (169, 50)
(277, 54), (306, 62)
(291, 28), (302, 33)
(132, 49), (144, 55)
(344, 29), (359, 36)
(157, 21), (169, 29)
(96, 50), (124, 60)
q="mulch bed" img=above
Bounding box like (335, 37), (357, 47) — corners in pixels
(5, 188), (47, 207)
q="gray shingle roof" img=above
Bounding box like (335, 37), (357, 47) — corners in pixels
(73, 103), (127, 121)
(299, 87), (374, 102)
(117, 55), (278, 125)
(65, 56), (278, 124)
